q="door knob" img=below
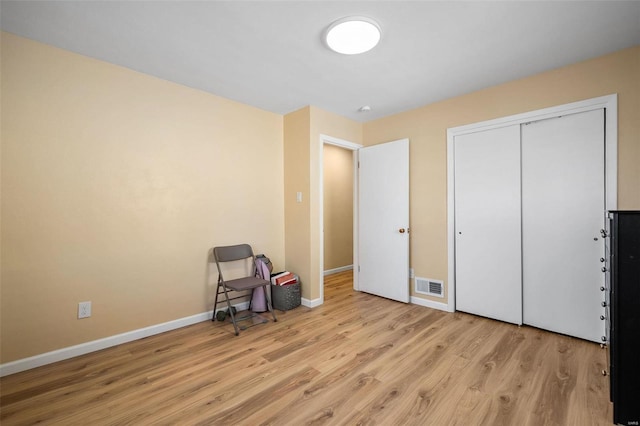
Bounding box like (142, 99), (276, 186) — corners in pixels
(399, 228), (406, 233)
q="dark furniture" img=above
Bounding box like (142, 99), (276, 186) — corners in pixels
(608, 211), (640, 425)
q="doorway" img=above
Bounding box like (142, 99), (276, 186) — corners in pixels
(323, 144), (355, 278)
(318, 136), (411, 305)
(318, 135), (362, 304)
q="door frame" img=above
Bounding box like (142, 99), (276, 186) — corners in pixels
(446, 94), (618, 313)
(319, 134), (363, 304)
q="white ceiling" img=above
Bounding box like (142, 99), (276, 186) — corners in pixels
(2, 1), (639, 122)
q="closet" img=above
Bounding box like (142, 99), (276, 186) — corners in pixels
(453, 108), (606, 343)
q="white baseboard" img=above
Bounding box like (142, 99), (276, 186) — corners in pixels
(411, 296), (450, 312)
(0, 302), (251, 378)
(301, 297), (323, 308)
(323, 265), (353, 276)
(1, 295), (448, 377)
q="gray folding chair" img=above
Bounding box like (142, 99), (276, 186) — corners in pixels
(212, 244), (277, 335)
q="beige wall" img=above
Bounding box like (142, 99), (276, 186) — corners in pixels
(363, 45), (640, 303)
(3, 30), (637, 365)
(283, 107), (311, 298)
(323, 144), (353, 271)
(0, 33), (285, 363)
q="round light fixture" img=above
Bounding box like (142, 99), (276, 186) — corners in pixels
(325, 16), (381, 55)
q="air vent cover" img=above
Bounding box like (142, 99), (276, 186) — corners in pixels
(415, 277), (444, 298)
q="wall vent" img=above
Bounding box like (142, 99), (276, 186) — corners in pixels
(415, 277), (444, 298)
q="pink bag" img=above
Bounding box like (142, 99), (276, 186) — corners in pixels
(251, 256), (271, 312)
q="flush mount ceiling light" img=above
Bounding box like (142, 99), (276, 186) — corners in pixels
(325, 16), (381, 55)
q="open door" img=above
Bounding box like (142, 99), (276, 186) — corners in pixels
(358, 139), (410, 303)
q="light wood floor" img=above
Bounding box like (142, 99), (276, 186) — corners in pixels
(1, 271), (612, 425)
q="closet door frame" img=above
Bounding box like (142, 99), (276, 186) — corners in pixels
(446, 94), (618, 313)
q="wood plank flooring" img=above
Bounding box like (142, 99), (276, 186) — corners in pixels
(0, 271), (612, 425)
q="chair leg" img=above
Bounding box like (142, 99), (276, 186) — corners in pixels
(221, 283), (240, 336)
(212, 279), (221, 321)
(264, 285), (277, 322)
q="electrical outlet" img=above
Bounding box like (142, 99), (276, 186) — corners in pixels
(410, 268), (415, 279)
(78, 301), (92, 319)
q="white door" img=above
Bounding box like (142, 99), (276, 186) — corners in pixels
(521, 109), (605, 343)
(454, 125), (522, 324)
(358, 139), (410, 303)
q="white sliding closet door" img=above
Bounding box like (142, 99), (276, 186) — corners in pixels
(454, 125), (522, 324)
(521, 109), (605, 343)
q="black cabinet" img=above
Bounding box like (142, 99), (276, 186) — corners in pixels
(609, 211), (640, 425)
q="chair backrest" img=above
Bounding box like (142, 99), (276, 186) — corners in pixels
(214, 244), (254, 263)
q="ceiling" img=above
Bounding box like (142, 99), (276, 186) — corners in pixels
(1, 1), (639, 122)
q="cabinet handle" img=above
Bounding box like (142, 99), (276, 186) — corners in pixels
(600, 257), (606, 263)
(600, 286), (606, 291)
(601, 301), (607, 307)
(601, 267), (608, 272)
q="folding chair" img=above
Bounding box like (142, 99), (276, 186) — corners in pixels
(212, 244), (277, 335)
